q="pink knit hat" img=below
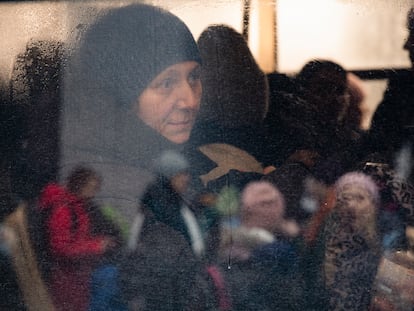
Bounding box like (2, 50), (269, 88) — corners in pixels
(335, 172), (379, 204)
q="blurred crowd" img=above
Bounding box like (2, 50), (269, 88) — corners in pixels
(1, 3), (414, 311)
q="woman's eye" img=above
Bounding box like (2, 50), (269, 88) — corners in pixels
(159, 78), (173, 89)
(151, 77), (178, 94)
(188, 69), (201, 86)
(355, 194), (365, 202)
(341, 194), (350, 200)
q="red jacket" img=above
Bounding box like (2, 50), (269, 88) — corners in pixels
(39, 183), (106, 311)
(40, 183), (106, 259)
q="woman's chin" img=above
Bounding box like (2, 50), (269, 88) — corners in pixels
(163, 131), (191, 145)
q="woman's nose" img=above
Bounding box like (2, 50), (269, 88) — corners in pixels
(175, 81), (201, 110)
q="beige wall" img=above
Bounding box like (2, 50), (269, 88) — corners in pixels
(277, 0), (414, 73)
(0, 2), (69, 81)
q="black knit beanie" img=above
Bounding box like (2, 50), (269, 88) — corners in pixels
(76, 3), (201, 107)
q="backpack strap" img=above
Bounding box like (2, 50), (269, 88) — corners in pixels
(127, 211), (145, 251)
(206, 265), (232, 311)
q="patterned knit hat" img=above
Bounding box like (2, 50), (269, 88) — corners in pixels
(75, 3), (201, 107)
(335, 172), (379, 204)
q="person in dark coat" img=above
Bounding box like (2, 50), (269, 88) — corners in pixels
(262, 91), (322, 228)
(121, 150), (209, 310)
(296, 59), (365, 169)
(192, 25), (268, 157)
(322, 172), (381, 311)
(61, 3), (204, 227)
(61, 4), (217, 310)
(368, 8), (414, 182)
(141, 150), (206, 258)
(189, 24), (267, 193)
(125, 172), (218, 310)
(219, 181), (303, 311)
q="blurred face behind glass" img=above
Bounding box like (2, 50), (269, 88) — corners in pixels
(337, 184), (376, 231)
(338, 184), (373, 212)
(242, 186), (285, 233)
(306, 70), (348, 122)
(134, 61), (202, 144)
(78, 177), (101, 200)
(336, 183), (378, 244)
(171, 172), (191, 195)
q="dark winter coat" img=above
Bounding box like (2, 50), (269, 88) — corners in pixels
(119, 170), (236, 311)
(120, 206), (201, 310)
(368, 70), (414, 182)
(219, 226), (304, 311)
(369, 70), (414, 158)
(141, 175), (206, 254)
(188, 25), (266, 194)
(263, 160), (314, 227)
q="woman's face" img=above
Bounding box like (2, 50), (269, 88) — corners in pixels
(135, 61), (202, 144)
(337, 184), (375, 225)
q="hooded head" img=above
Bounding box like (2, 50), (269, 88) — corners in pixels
(296, 59), (347, 122)
(63, 4), (202, 167)
(196, 24), (268, 128)
(75, 3), (201, 107)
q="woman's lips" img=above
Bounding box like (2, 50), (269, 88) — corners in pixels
(167, 120), (193, 131)
(168, 119), (192, 126)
